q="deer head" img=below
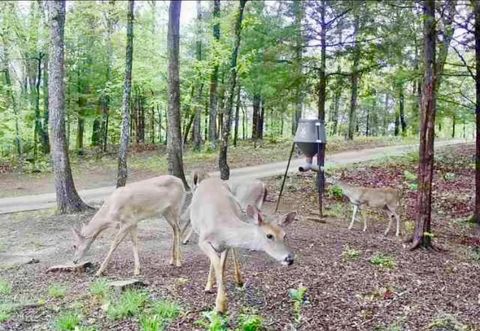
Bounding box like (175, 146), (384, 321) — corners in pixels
(71, 226), (93, 264)
(245, 205), (296, 266)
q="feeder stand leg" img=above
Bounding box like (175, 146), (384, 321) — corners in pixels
(275, 142), (296, 212)
(317, 144), (326, 218)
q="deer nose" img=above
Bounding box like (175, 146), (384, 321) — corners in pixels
(284, 253), (294, 266)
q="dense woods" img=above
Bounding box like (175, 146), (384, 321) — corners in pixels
(0, 0), (479, 223)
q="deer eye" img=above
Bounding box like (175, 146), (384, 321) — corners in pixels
(266, 234), (274, 240)
(73, 244), (77, 250)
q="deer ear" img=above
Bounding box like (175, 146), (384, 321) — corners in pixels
(278, 211), (297, 227)
(246, 205), (263, 225)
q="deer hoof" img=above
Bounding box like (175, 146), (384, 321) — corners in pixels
(95, 270), (105, 277)
(133, 269), (141, 276)
(215, 301), (227, 314)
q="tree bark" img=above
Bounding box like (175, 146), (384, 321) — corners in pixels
(252, 94), (261, 139)
(193, 0), (203, 151)
(473, 0), (480, 225)
(117, 0), (134, 188)
(233, 83), (241, 146)
(219, 0), (247, 180)
(411, 0), (436, 249)
(47, 0), (89, 213)
(292, 0), (303, 135)
(347, 13), (360, 140)
(208, 0), (221, 148)
(399, 86), (406, 135)
(167, 0), (189, 188)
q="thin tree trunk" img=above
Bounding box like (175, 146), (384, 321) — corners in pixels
(252, 94), (261, 139)
(193, 0), (203, 151)
(292, 0), (303, 135)
(47, 0), (89, 213)
(233, 83), (241, 146)
(411, 0), (436, 249)
(394, 108), (400, 136)
(117, 0), (134, 188)
(208, 0), (221, 147)
(399, 86), (406, 135)
(219, 0), (247, 180)
(452, 115), (456, 138)
(347, 13), (360, 140)
(383, 93), (389, 135)
(167, 0), (188, 188)
(473, 0), (480, 224)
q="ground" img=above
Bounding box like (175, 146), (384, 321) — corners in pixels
(0, 136), (415, 198)
(1, 143), (479, 330)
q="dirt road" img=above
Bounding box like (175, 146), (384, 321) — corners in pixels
(0, 139), (467, 214)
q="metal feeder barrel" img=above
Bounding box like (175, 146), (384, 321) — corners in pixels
(294, 119), (327, 157)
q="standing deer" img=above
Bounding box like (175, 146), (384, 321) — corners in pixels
(181, 170), (267, 244)
(328, 177), (401, 236)
(190, 177), (296, 313)
(72, 175), (185, 276)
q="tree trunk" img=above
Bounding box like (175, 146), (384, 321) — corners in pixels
(383, 93), (389, 135)
(47, 0), (89, 213)
(92, 117), (101, 146)
(167, 0), (188, 188)
(394, 109), (400, 136)
(259, 98), (265, 140)
(473, 0), (480, 225)
(42, 58), (50, 154)
(399, 86), (406, 135)
(252, 94), (261, 139)
(208, 0), (221, 148)
(219, 0), (247, 180)
(411, 0), (436, 249)
(451, 115), (456, 138)
(347, 13), (360, 140)
(193, 0), (203, 151)
(233, 83), (241, 146)
(117, 0), (134, 188)
(292, 0), (303, 135)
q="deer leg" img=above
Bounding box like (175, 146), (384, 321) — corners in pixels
(96, 226), (130, 276)
(348, 205), (358, 230)
(393, 211), (401, 237)
(384, 210), (393, 236)
(199, 240), (227, 313)
(164, 211), (182, 267)
(130, 226), (141, 275)
(231, 249), (244, 287)
(205, 262), (216, 293)
(360, 208), (368, 232)
(182, 225), (194, 245)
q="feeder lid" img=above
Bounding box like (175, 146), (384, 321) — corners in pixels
(294, 119), (327, 144)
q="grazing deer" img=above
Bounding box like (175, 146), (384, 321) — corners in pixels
(328, 177), (401, 236)
(181, 170), (267, 244)
(72, 175), (185, 276)
(190, 177), (296, 313)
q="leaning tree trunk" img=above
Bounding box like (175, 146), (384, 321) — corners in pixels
(473, 0), (480, 225)
(347, 13), (360, 140)
(117, 0), (134, 188)
(167, 0), (189, 188)
(208, 0), (221, 148)
(47, 0), (89, 213)
(411, 0), (436, 249)
(219, 0), (247, 180)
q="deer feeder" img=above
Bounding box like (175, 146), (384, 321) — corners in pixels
(275, 119), (327, 216)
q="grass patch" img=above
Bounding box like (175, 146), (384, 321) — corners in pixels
(0, 279), (12, 295)
(237, 312), (263, 331)
(89, 278), (109, 299)
(152, 299), (181, 320)
(194, 310), (229, 331)
(140, 314), (164, 331)
(369, 253), (396, 269)
(289, 285), (308, 326)
(0, 303), (13, 322)
(427, 313), (469, 331)
(107, 289), (148, 320)
(54, 311), (80, 331)
(48, 284), (68, 299)
(341, 245), (361, 261)
(326, 184), (344, 199)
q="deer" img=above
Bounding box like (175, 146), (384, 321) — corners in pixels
(181, 170), (268, 244)
(327, 176), (401, 236)
(190, 177), (296, 313)
(71, 175), (185, 276)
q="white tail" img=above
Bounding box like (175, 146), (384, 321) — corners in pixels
(182, 170), (267, 244)
(330, 178), (401, 236)
(71, 175), (185, 276)
(190, 177), (296, 313)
